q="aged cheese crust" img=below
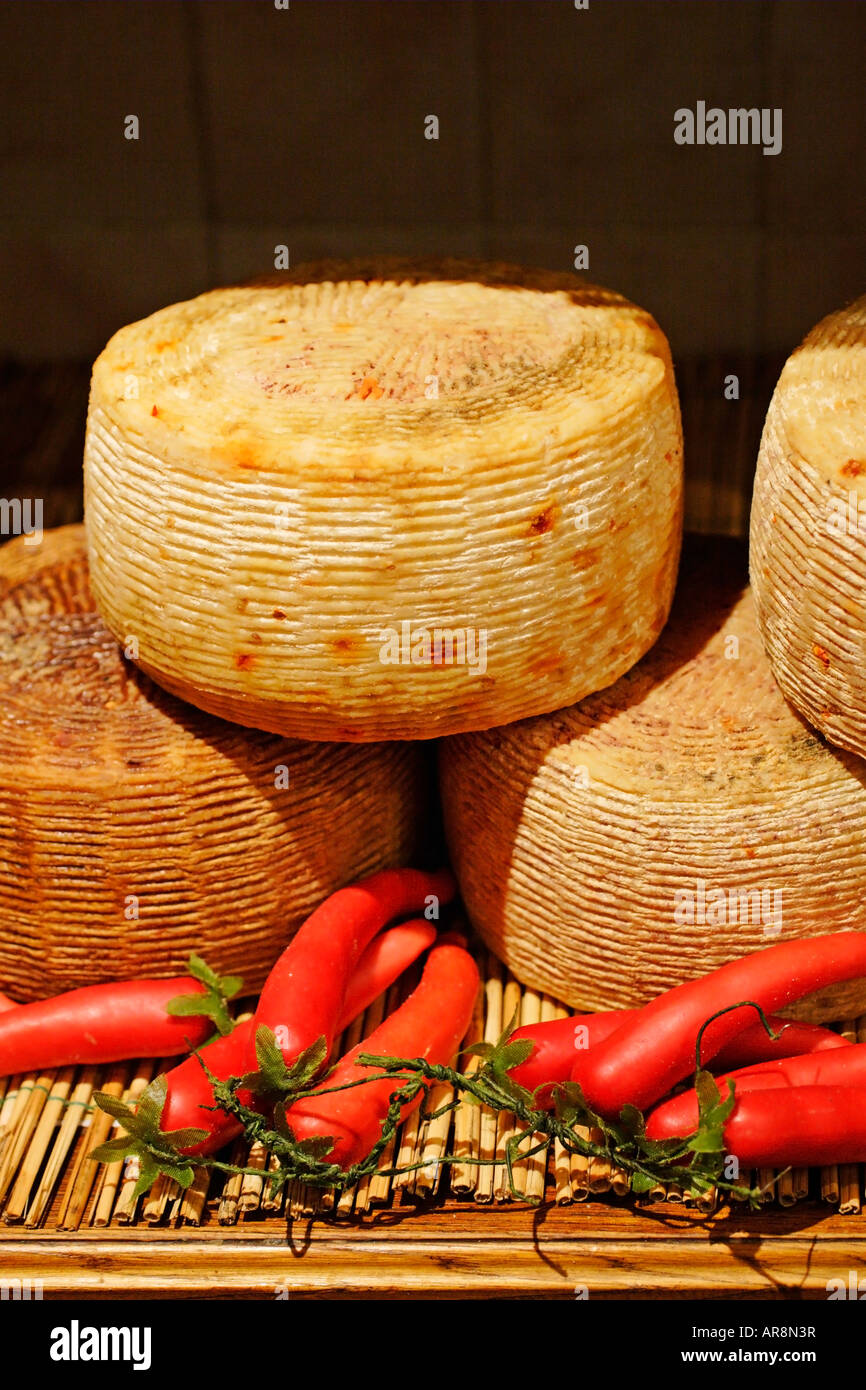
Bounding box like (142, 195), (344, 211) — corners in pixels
(750, 295), (866, 758)
(440, 538), (866, 1023)
(83, 258), (683, 741)
(0, 526), (425, 1000)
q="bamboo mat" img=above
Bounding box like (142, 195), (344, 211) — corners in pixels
(0, 949), (863, 1232)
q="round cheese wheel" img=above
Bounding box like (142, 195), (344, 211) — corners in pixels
(751, 295), (866, 759)
(0, 526), (426, 1000)
(83, 258), (683, 741)
(440, 537), (866, 1023)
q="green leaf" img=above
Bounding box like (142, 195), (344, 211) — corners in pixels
(240, 1028), (329, 1099)
(294, 1135), (335, 1161)
(617, 1104), (646, 1140)
(159, 1126), (210, 1151)
(92, 1091), (139, 1127)
(90, 1136), (139, 1163)
(166, 954), (244, 1037)
(164, 995), (212, 1018)
(131, 1154), (161, 1200)
(631, 1171), (657, 1194)
(135, 1076), (169, 1136)
(688, 1125), (727, 1155)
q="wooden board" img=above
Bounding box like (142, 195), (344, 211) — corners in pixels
(1, 1200), (864, 1299)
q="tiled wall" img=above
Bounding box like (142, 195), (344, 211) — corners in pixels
(0, 0), (863, 363)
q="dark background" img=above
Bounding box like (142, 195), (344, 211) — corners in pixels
(0, 0), (864, 537)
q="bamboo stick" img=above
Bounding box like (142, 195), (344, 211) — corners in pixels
(143, 1173), (179, 1224)
(0, 1073), (22, 1169)
(4, 1068), (75, 1223)
(92, 1063), (155, 1227)
(475, 954), (504, 1204)
(217, 1138), (248, 1225)
(587, 1127), (613, 1195)
(610, 1164), (631, 1197)
(56, 1063), (128, 1231)
(0, 1071), (53, 1203)
(411, 1079), (455, 1198)
(394, 1107), (423, 1197)
(554, 1140), (573, 1203)
(835, 1020), (861, 1213)
(177, 1165), (211, 1226)
(757, 1167), (776, 1205)
(821, 1165), (841, 1205)
(493, 973), (523, 1200)
(412, 986), (480, 1200)
(776, 1169), (797, 1208)
(113, 1155), (142, 1224)
(515, 987), (548, 1203)
(260, 1152), (284, 1214)
(355, 983), (399, 1210)
(238, 1141), (268, 1213)
(449, 971), (486, 1194)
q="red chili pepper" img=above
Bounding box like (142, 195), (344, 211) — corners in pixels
(249, 867), (455, 1073)
(571, 932), (866, 1116)
(711, 1018), (848, 1071)
(0, 978), (213, 1077)
(339, 919), (436, 1030)
(0, 991), (17, 1014)
(285, 938), (479, 1169)
(508, 1010), (847, 1101)
(646, 1040), (866, 1140)
(659, 1084), (866, 1168)
(159, 872), (453, 1156)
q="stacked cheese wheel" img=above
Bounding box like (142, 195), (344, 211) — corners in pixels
(751, 295), (866, 759)
(83, 258), (683, 741)
(440, 538), (866, 1023)
(0, 526), (425, 999)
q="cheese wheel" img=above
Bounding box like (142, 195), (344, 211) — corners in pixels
(83, 258), (683, 741)
(440, 537), (866, 1023)
(0, 526), (426, 1000)
(751, 295), (866, 759)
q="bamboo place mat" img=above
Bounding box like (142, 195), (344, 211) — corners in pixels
(2, 949), (866, 1298)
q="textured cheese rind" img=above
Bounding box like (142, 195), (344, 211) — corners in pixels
(439, 538), (866, 1023)
(750, 295), (866, 758)
(0, 527), (426, 1000)
(83, 258), (683, 741)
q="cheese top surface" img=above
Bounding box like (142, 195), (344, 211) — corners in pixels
(775, 294), (866, 488)
(89, 259), (671, 475)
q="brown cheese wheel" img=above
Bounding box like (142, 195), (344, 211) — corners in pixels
(751, 295), (866, 758)
(83, 258), (683, 741)
(440, 537), (866, 1023)
(0, 526), (426, 1000)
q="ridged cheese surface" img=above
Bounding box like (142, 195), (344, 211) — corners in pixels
(84, 258), (683, 741)
(0, 527), (425, 999)
(751, 295), (866, 758)
(440, 538), (866, 1023)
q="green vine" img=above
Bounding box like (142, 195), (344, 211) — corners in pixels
(92, 1012), (764, 1209)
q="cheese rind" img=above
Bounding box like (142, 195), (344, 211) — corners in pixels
(0, 527), (426, 999)
(750, 295), (866, 758)
(440, 538), (866, 1023)
(83, 258), (683, 741)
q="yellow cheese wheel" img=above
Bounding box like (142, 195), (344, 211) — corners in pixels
(83, 258), (683, 741)
(0, 527), (426, 1000)
(751, 295), (866, 758)
(440, 538), (866, 1023)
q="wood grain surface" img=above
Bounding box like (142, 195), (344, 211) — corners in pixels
(1, 1201), (863, 1299)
